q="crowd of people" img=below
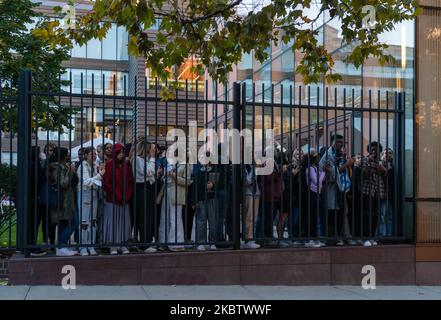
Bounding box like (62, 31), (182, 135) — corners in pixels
(28, 133), (396, 257)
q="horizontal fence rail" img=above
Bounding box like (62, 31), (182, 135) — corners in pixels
(0, 70), (411, 257)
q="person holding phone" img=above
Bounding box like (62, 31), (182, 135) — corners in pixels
(319, 134), (355, 245)
(192, 153), (226, 250)
(304, 149), (330, 248)
(360, 142), (387, 246)
(49, 148), (79, 256)
(77, 147), (104, 256)
(129, 139), (161, 253)
(158, 158), (192, 252)
(102, 144), (134, 255)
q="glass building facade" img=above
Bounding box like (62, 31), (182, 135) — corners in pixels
(70, 23), (129, 61)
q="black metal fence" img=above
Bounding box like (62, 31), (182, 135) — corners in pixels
(0, 70), (410, 257)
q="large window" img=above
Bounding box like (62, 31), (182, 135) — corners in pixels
(62, 68), (129, 95)
(145, 57), (205, 92)
(102, 24), (117, 60)
(71, 23), (128, 61)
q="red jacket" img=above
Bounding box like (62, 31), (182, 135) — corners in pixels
(103, 159), (134, 205)
(262, 164), (282, 203)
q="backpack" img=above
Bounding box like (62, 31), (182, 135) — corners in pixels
(336, 159), (351, 193)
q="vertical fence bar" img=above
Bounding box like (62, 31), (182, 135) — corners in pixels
(17, 70), (32, 255)
(324, 87), (329, 239)
(297, 86), (302, 239)
(307, 86), (311, 239)
(377, 90), (381, 241)
(154, 78), (159, 246)
(385, 91), (390, 238)
(241, 83), (246, 244)
(360, 90), (364, 239)
(288, 85), (293, 240)
(280, 84), (284, 241)
(270, 84), (275, 241)
(399, 92), (405, 238)
(351, 89), (355, 239)
(368, 90), (372, 239)
(232, 82), (241, 249)
(261, 83), (265, 243)
(8, 81), (14, 249)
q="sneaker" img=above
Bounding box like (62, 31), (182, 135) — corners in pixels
(336, 240), (345, 246)
(110, 247), (118, 255)
(370, 240), (378, 246)
(30, 249), (48, 257)
(79, 248), (89, 256)
(292, 240), (304, 246)
(197, 245), (207, 251)
(363, 240), (372, 247)
(305, 240), (320, 248)
(56, 248), (77, 257)
(169, 246), (185, 252)
(347, 239), (358, 246)
(209, 244), (217, 250)
(88, 247), (98, 256)
(144, 246), (158, 253)
(356, 240), (364, 245)
(120, 246), (130, 255)
(316, 240), (327, 247)
(243, 241), (260, 249)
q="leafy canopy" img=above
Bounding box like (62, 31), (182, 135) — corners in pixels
(0, 0), (73, 132)
(40, 0), (419, 89)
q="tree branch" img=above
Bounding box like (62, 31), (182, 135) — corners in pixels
(181, 0), (243, 24)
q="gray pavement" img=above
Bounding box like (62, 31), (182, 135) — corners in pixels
(1, 285), (441, 300)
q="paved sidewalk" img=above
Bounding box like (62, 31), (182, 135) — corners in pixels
(1, 285), (441, 300)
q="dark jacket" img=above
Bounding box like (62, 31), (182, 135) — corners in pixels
(192, 163), (227, 202)
(262, 163), (282, 203)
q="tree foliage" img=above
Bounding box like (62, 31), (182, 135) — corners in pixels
(0, 0), (73, 132)
(38, 0), (419, 96)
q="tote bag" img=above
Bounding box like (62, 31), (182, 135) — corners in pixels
(39, 181), (63, 210)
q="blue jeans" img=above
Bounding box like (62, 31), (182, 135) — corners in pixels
(318, 206), (327, 238)
(58, 210), (79, 245)
(377, 199), (393, 237)
(287, 207), (300, 238)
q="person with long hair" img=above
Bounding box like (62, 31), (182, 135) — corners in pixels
(279, 148), (303, 246)
(129, 138), (162, 253)
(242, 161), (261, 249)
(103, 142), (114, 162)
(49, 147), (79, 256)
(256, 145), (283, 245)
(39, 143), (58, 249)
(361, 142), (387, 246)
(102, 144), (134, 255)
(77, 147), (105, 256)
(378, 148), (394, 238)
(158, 157), (192, 252)
(304, 149), (330, 248)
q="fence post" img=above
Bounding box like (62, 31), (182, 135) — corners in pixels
(398, 92), (406, 238)
(232, 82), (242, 249)
(16, 70), (32, 256)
